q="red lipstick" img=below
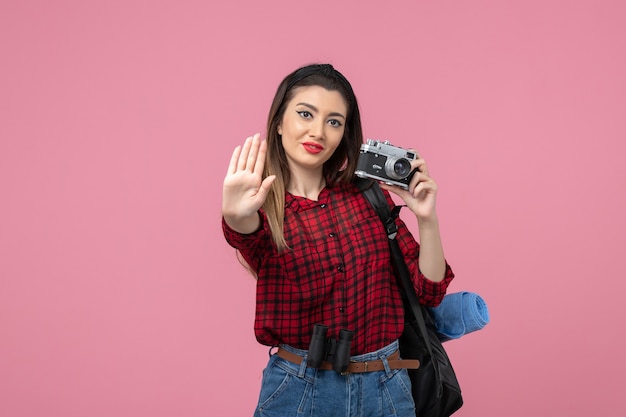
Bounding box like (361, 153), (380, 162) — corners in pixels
(303, 142), (324, 154)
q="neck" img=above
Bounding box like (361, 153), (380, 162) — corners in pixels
(287, 175), (326, 201)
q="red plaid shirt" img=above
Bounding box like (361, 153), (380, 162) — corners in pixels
(222, 181), (454, 355)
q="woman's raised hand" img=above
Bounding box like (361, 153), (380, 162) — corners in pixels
(222, 134), (276, 233)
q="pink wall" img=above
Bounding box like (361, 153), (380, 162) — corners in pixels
(1, 1), (625, 416)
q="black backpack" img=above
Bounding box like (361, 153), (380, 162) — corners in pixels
(357, 179), (463, 417)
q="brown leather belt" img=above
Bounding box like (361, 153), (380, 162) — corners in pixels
(276, 347), (419, 373)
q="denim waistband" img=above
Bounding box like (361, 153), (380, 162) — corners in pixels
(279, 340), (400, 363)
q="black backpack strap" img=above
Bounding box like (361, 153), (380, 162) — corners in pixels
(354, 178), (402, 239)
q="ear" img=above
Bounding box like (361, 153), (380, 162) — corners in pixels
(277, 124), (282, 135)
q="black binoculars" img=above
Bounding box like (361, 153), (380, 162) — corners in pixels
(306, 324), (353, 373)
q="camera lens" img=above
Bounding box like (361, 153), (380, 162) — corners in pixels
(394, 159), (411, 177)
(385, 158), (411, 179)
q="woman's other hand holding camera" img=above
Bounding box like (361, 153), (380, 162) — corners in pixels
(379, 154), (437, 221)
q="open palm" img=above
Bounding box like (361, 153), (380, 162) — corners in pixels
(222, 134), (276, 223)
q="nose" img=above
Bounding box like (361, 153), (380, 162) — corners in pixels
(308, 119), (325, 139)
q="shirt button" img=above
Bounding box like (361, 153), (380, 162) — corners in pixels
(337, 266), (344, 272)
(320, 204), (327, 208)
(329, 232), (336, 238)
(339, 307), (344, 313)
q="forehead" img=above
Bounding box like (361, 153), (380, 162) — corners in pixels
(287, 85), (348, 113)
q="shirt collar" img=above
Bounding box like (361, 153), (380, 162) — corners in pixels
(285, 186), (331, 213)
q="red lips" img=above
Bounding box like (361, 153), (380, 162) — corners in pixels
(302, 142), (324, 154)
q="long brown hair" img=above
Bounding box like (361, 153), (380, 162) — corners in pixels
(263, 64), (364, 252)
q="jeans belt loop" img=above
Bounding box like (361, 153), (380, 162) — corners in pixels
(382, 355), (392, 377)
(297, 353), (308, 378)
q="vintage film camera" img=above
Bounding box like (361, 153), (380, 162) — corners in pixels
(355, 139), (418, 189)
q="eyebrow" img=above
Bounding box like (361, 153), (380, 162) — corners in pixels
(295, 102), (346, 120)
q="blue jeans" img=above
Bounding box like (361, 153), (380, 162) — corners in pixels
(253, 340), (416, 417)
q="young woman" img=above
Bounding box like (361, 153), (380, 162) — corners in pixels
(222, 64), (454, 417)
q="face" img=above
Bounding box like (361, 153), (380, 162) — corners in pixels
(277, 85), (348, 177)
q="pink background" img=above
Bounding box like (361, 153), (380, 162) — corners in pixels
(1, 0), (625, 416)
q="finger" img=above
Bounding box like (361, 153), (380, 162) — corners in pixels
(228, 145), (242, 175)
(408, 171), (424, 192)
(252, 175), (276, 206)
(237, 136), (254, 172)
(253, 136), (268, 175)
(412, 179), (438, 198)
(258, 175), (276, 196)
(411, 158), (429, 176)
(407, 149), (425, 170)
(409, 170), (434, 191)
(246, 133), (261, 173)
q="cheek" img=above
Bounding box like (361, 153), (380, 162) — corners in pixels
(327, 136), (344, 154)
(331, 129), (345, 146)
(279, 118), (304, 137)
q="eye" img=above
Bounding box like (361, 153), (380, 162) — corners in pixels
(328, 119), (343, 128)
(297, 110), (312, 119)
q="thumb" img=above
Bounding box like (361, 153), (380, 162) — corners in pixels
(256, 175), (277, 200)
